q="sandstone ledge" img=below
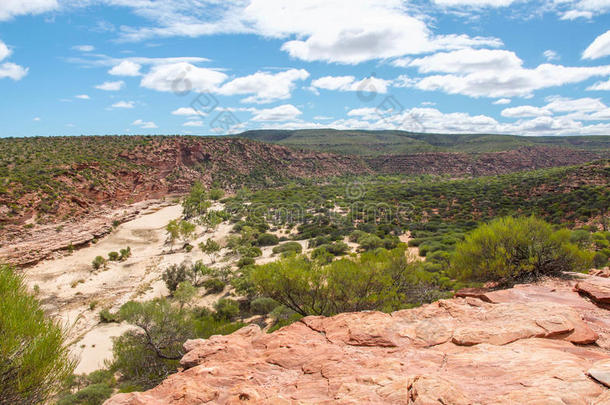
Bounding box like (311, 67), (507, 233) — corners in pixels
(105, 274), (610, 405)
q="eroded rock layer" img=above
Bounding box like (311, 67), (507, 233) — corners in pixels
(106, 274), (610, 405)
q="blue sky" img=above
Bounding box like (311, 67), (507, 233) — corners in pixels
(0, 0), (609, 137)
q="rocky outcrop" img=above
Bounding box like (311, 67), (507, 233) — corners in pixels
(367, 146), (608, 177)
(105, 274), (610, 405)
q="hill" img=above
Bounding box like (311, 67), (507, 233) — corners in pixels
(237, 129), (610, 156)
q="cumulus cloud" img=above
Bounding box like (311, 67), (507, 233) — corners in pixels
(140, 62), (227, 93)
(501, 105), (552, 118)
(0, 62), (28, 80)
(493, 98), (511, 105)
(132, 119), (157, 129)
(109, 60), (141, 76)
(183, 120), (204, 127)
(218, 69), (309, 104)
(560, 10), (593, 19)
(0, 0), (58, 21)
(171, 107), (203, 116)
(103, 0), (500, 64)
(75, 94), (90, 99)
(111, 101), (134, 108)
(583, 30), (610, 60)
(311, 75), (390, 94)
(0, 41), (11, 62)
(95, 80), (125, 91)
(410, 49), (610, 98)
(250, 104), (302, 121)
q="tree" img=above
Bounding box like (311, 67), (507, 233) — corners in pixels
(165, 219), (180, 252)
(450, 216), (593, 285)
(0, 264), (75, 404)
(182, 182), (211, 219)
(199, 239), (221, 264)
(174, 281), (197, 310)
(162, 263), (195, 293)
(179, 220), (196, 246)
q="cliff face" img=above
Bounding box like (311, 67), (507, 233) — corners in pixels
(367, 146), (608, 176)
(105, 273), (610, 405)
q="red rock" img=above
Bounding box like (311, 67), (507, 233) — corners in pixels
(105, 276), (610, 405)
(576, 278), (610, 305)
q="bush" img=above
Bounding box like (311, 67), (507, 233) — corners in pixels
(0, 264), (75, 404)
(257, 233), (280, 246)
(56, 383), (113, 405)
(203, 278), (225, 294)
(209, 188), (224, 201)
(214, 298), (240, 320)
(450, 216), (593, 285)
(99, 308), (119, 323)
(250, 297), (279, 315)
(108, 251), (120, 261)
(237, 257), (255, 268)
(593, 251), (609, 268)
(119, 247), (131, 261)
(272, 242), (303, 255)
(92, 256), (106, 270)
(162, 263), (195, 292)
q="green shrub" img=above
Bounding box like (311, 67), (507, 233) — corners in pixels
(92, 256), (106, 270)
(237, 257), (255, 268)
(119, 247), (131, 261)
(0, 264), (75, 404)
(162, 263), (195, 292)
(250, 297), (279, 315)
(450, 216), (593, 285)
(214, 299), (240, 320)
(56, 383), (113, 405)
(209, 188), (225, 201)
(272, 242), (303, 255)
(593, 251), (609, 268)
(108, 251), (120, 261)
(99, 308), (119, 323)
(203, 278), (225, 294)
(257, 233), (279, 246)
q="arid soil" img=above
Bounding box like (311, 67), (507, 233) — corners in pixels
(106, 273), (610, 405)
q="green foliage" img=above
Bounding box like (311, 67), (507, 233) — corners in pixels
(213, 299), (240, 320)
(119, 247), (131, 261)
(56, 383), (113, 405)
(450, 216), (593, 285)
(209, 188), (224, 201)
(182, 182), (212, 219)
(99, 308), (119, 323)
(256, 233), (279, 246)
(174, 281), (197, 309)
(202, 278), (225, 294)
(0, 264), (75, 404)
(162, 263), (195, 292)
(250, 297), (279, 315)
(272, 242), (303, 255)
(237, 257), (255, 268)
(108, 251), (119, 261)
(249, 247), (449, 317)
(91, 256), (106, 270)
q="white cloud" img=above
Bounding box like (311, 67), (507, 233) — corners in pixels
(501, 105), (552, 118)
(75, 94), (90, 99)
(583, 30), (610, 60)
(33, 117), (40, 121)
(0, 41), (11, 62)
(413, 57), (610, 98)
(171, 107), (203, 116)
(218, 69), (309, 104)
(250, 104), (302, 121)
(73, 45), (94, 52)
(588, 78), (610, 90)
(132, 119), (157, 129)
(0, 0), (58, 21)
(432, 0), (517, 7)
(407, 49), (523, 74)
(95, 80), (125, 91)
(493, 98), (511, 104)
(109, 60), (141, 76)
(311, 75), (390, 94)
(0, 62), (28, 80)
(140, 62), (227, 93)
(543, 50), (560, 62)
(108, 0), (500, 64)
(183, 120), (204, 127)
(111, 101), (134, 108)
(560, 10), (593, 19)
